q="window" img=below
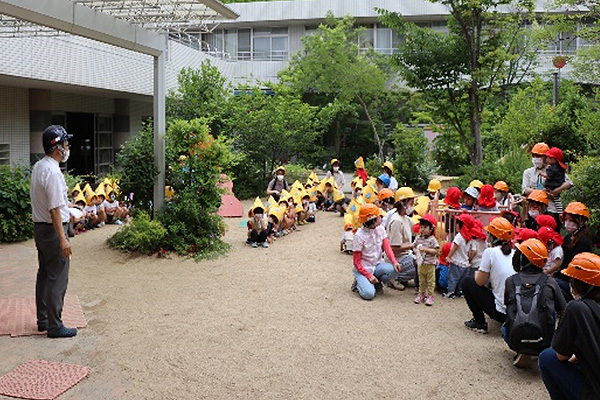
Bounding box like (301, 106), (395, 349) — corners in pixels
(238, 29), (251, 59)
(0, 144), (9, 165)
(252, 27), (288, 60)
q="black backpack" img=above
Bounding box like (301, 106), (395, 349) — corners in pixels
(507, 273), (554, 356)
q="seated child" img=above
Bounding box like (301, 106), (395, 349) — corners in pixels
(246, 198), (269, 248)
(69, 192), (87, 234)
(103, 187), (125, 225)
(340, 216), (354, 254)
(537, 226), (564, 277)
(504, 238), (567, 368)
(413, 214), (440, 306)
(266, 206), (284, 244)
(83, 192), (100, 228)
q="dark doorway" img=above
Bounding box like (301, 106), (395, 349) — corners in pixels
(66, 112), (94, 177)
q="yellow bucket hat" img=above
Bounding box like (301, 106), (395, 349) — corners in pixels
(96, 184), (107, 199)
(291, 180), (304, 191)
(325, 176), (336, 189)
(330, 158), (340, 166)
(414, 195), (431, 216)
(85, 191), (97, 206)
(343, 213), (353, 229)
(309, 171), (319, 182)
(248, 197), (266, 217)
(354, 156), (365, 169)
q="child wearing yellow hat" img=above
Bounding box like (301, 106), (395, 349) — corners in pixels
(354, 156), (368, 185)
(83, 192), (100, 228)
(341, 213), (354, 254)
(266, 206), (285, 243)
(69, 192), (88, 234)
(246, 198), (269, 248)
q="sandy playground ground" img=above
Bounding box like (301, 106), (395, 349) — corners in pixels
(0, 199), (550, 399)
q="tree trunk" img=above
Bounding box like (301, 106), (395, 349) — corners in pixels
(333, 117), (342, 156)
(357, 95), (384, 162)
(469, 82), (483, 169)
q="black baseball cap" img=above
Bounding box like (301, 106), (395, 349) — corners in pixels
(42, 125), (72, 154)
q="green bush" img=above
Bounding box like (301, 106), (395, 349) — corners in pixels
(107, 211), (167, 253)
(562, 155), (600, 244)
(390, 124), (434, 190)
(455, 147), (531, 193)
(0, 165), (34, 242)
(282, 163), (311, 184)
(109, 118), (234, 259)
(114, 122), (159, 210)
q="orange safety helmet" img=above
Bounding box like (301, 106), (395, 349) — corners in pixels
(563, 201), (590, 219)
(531, 142), (550, 156)
(485, 217), (514, 242)
(359, 203), (382, 223)
(563, 252), (600, 287)
(527, 189), (549, 206)
(493, 181), (509, 193)
(515, 238), (548, 269)
(377, 188), (394, 202)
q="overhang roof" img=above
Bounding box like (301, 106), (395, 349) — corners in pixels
(0, 0), (238, 38)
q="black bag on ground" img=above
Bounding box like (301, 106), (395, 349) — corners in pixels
(507, 274), (554, 356)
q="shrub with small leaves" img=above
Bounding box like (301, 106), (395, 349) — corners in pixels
(0, 165), (34, 242)
(106, 211), (167, 254)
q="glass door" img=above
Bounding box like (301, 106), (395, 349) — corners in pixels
(95, 114), (113, 176)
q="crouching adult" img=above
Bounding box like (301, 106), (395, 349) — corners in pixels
(539, 252), (600, 400)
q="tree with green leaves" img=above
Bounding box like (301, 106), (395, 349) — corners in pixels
(279, 14), (390, 160)
(379, 0), (546, 168)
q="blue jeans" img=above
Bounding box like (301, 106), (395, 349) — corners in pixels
(447, 262), (469, 294)
(538, 348), (584, 400)
(354, 262), (398, 300)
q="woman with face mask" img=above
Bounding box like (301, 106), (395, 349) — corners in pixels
(524, 190), (549, 231)
(385, 187), (418, 290)
(539, 252), (600, 400)
(266, 166), (290, 202)
(554, 202), (593, 302)
(325, 158), (345, 190)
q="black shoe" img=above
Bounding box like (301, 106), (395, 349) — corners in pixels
(47, 326), (77, 338)
(374, 282), (384, 294)
(350, 279), (358, 292)
(37, 324), (48, 332)
(464, 318), (488, 334)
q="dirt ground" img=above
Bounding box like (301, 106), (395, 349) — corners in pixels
(0, 199), (549, 400)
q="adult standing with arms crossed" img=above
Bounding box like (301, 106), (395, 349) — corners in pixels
(30, 125), (77, 338)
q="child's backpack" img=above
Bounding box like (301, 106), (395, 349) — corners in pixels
(506, 273), (554, 356)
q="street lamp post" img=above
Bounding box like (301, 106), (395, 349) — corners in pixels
(552, 56), (567, 106)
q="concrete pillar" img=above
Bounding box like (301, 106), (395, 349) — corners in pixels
(153, 47), (166, 212)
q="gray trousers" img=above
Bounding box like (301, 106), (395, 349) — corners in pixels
(34, 223), (70, 333)
(396, 254), (416, 282)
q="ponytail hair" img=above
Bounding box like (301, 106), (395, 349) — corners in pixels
(491, 234), (512, 255)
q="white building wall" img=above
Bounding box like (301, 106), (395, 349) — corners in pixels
(51, 92), (115, 114)
(0, 86), (29, 166)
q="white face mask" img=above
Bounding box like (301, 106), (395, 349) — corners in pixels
(405, 206), (415, 215)
(528, 209), (539, 218)
(532, 157), (544, 169)
(60, 147), (70, 163)
(333, 166), (339, 172)
(565, 220), (578, 234)
(254, 213), (263, 219)
(277, 175), (284, 181)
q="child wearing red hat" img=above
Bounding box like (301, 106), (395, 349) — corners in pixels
(445, 213), (475, 299)
(469, 219), (488, 276)
(412, 214), (441, 306)
(538, 226), (564, 276)
(543, 147), (566, 228)
(436, 242), (452, 292)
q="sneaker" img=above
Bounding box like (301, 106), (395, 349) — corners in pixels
(425, 295), (435, 306)
(374, 282), (384, 294)
(251, 242), (258, 248)
(47, 326), (77, 338)
(513, 353), (532, 368)
(443, 292), (456, 299)
(350, 279), (358, 292)
(386, 280), (405, 291)
(464, 318), (488, 334)
(115, 220), (124, 225)
(245, 238), (251, 245)
(414, 294), (425, 304)
(261, 242), (269, 248)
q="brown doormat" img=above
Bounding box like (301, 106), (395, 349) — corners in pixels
(0, 360), (90, 400)
(0, 295), (87, 337)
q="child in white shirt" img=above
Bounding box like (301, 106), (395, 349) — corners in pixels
(445, 213), (475, 299)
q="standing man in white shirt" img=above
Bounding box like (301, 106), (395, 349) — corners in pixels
(30, 125), (77, 338)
